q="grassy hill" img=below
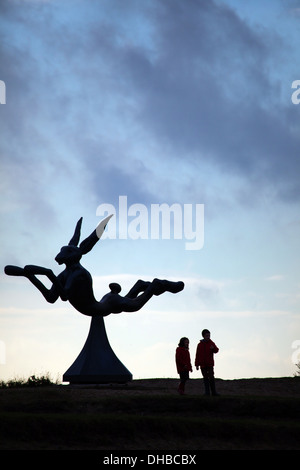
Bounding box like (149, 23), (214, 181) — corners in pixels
(0, 377), (299, 450)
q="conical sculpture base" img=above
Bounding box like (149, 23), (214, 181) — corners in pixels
(63, 315), (132, 384)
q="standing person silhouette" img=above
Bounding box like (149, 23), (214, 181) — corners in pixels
(195, 329), (219, 396)
(175, 337), (192, 395)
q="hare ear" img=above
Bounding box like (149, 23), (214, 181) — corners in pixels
(79, 229), (99, 255)
(68, 217), (83, 246)
(79, 214), (113, 255)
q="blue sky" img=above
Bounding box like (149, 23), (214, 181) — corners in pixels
(0, 0), (299, 382)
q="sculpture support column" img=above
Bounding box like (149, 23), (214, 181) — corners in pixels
(63, 315), (132, 384)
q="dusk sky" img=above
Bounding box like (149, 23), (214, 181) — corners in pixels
(1, 0), (300, 382)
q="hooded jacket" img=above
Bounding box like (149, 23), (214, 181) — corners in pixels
(195, 339), (219, 368)
(176, 346), (192, 373)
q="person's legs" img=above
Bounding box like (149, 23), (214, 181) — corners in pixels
(207, 366), (219, 396)
(178, 371), (189, 395)
(200, 367), (210, 395)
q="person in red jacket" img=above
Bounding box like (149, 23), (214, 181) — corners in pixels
(175, 337), (193, 395)
(195, 329), (219, 396)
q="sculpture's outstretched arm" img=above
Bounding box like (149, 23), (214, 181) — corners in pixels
(4, 265), (65, 304)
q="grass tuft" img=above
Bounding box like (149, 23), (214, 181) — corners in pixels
(0, 372), (59, 389)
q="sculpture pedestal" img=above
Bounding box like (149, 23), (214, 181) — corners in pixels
(63, 315), (132, 384)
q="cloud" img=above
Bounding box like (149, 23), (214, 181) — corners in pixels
(1, 0), (299, 224)
(265, 274), (284, 281)
(96, 0), (299, 203)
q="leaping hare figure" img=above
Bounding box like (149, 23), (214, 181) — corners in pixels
(5, 216), (184, 317)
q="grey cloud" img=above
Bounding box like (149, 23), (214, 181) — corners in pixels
(110, 0), (300, 201)
(1, 0), (299, 215)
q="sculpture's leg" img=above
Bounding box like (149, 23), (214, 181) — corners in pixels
(125, 280), (151, 298)
(4, 266), (26, 276)
(4, 264), (60, 303)
(152, 278), (184, 295)
(63, 315), (132, 384)
(120, 279), (184, 313)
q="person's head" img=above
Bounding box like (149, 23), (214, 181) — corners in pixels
(202, 329), (210, 341)
(178, 337), (189, 348)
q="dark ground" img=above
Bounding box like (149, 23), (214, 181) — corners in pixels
(0, 377), (299, 451)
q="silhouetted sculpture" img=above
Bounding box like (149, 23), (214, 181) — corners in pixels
(4, 215), (184, 384)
